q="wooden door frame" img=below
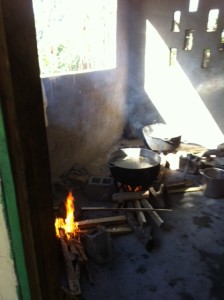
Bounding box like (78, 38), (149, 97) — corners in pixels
(0, 1), (62, 299)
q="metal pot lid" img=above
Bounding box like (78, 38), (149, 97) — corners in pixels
(143, 123), (181, 141)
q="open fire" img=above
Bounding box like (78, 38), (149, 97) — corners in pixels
(55, 191), (79, 238)
(54, 191), (86, 296)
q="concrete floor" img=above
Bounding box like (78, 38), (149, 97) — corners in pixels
(58, 139), (224, 300)
(80, 190), (224, 300)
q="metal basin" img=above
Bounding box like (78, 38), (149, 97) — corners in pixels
(142, 123), (181, 153)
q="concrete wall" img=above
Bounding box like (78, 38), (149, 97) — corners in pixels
(41, 1), (129, 180)
(125, 0), (224, 148)
(42, 69), (127, 180)
(43, 0), (224, 180)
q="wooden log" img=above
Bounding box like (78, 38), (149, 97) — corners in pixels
(166, 182), (186, 190)
(80, 207), (172, 213)
(112, 190), (150, 202)
(78, 225), (133, 235)
(166, 180), (194, 190)
(168, 186), (202, 194)
(149, 187), (158, 198)
(149, 184), (164, 198)
(68, 239), (88, 263)
(149, 184), (166, 208)
(77, 215), (127, 230)
(141, 199), (164, 227)
(107, 225), (133, 235)
(134, 200), (147, 227)
(71, 240), (93, 285)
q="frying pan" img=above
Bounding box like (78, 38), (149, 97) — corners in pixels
(107, 147), (161, 188)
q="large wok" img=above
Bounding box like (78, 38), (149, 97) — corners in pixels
(107, 147), (161, 188)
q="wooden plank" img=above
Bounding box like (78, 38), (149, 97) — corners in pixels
(77, 215), (128, 229)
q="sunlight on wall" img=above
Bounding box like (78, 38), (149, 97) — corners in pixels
(144, 20), (224, 149)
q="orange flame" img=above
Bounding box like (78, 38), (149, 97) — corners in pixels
(126, 185), (142, 192)
(55, 191), (79, 238)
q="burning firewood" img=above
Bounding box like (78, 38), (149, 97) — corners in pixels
(67, 234), (94, 285)
(55, 191), (95, 288)
(58, 229), (81, 296)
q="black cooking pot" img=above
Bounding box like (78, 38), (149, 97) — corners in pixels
(107, 148), (161, 187)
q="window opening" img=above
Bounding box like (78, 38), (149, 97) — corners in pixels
(169, 48), (177, 66)
(32, 0), (117, 76)
(219, 30), (224, 51)
(207, 9), (219, 32)
(201, 49), (211, 68)
(189, 0), (199, 12)
(172, 11), (181, 32)
(221, 30), (224, 44)
(184, 29), (194, 51)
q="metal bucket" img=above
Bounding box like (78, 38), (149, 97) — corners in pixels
(200, 168), (224, 198)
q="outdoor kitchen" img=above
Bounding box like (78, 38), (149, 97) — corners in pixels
(51, 126), (224, 299)
(1, 0), (224, 300)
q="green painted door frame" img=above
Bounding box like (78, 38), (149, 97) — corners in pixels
(0, 105), (31, 300)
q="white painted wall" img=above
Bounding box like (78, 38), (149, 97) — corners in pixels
(0, 199), (19, 300)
